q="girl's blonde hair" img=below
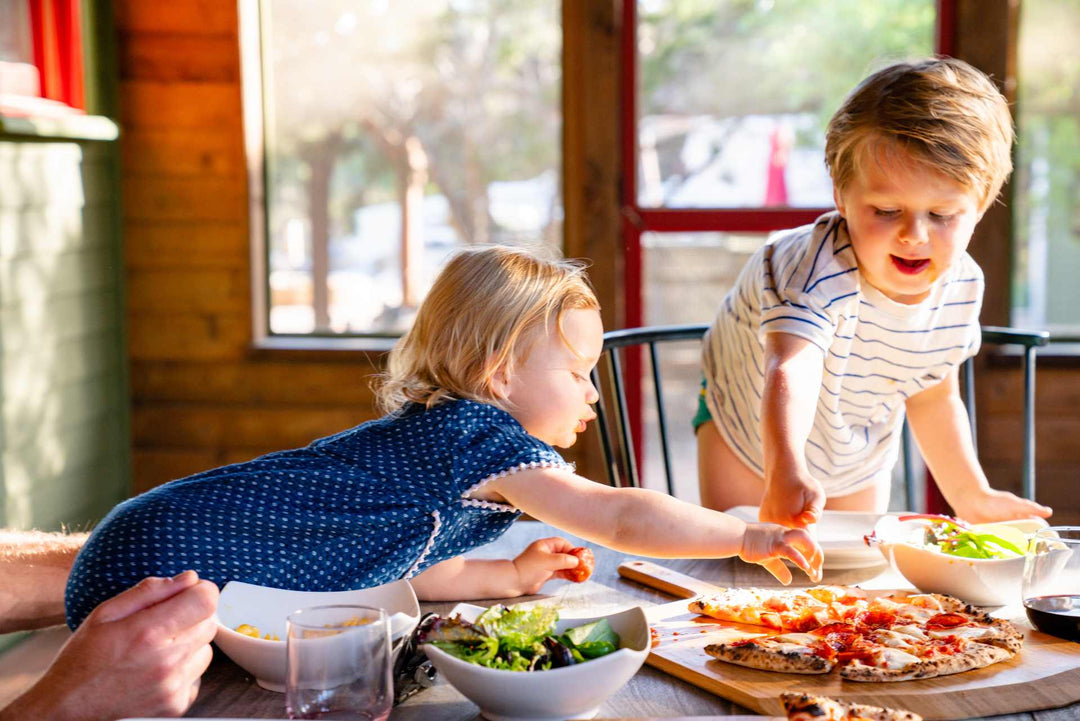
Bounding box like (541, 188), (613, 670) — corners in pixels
(825, 57), (1014, 212)
(376, 245), (599, 413)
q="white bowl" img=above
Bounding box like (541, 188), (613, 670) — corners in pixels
(213, 580), (420, 692)
(422, 603), (649, 721)
(870, 516), (1048, 606)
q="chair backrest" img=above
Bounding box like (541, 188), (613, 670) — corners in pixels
(592, 324), (1049, 511)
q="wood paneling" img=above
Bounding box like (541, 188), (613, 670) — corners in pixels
(118, 34), (240, 83)
(124, 222), (248, 269)
(117, 0), (624, 492)
(122, 129), (245, 178)
(130, 360), (378, 406)
(114, 0), (237, 35)
(119, 81), (242, 130)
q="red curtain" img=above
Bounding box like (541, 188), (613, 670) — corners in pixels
(28, 0), (84, 110)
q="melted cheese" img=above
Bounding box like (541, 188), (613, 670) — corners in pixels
(928, 625), (992, 640)
(892, 623), (928, 640)
(875, 646), (921, 670)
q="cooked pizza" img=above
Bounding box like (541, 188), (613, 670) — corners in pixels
(781, 692), (922, 721)
(694, 586), (1021, 682)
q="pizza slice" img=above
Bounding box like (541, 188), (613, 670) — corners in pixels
(781, 692), (922, 721)
(705, 632), (835, 674)
(689, 587), (837, 631)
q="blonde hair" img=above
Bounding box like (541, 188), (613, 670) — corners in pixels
(376, 245), (600, 413)
(825, 57), (1014, 211)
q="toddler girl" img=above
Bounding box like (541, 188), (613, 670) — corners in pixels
(67, 246), (822, 628)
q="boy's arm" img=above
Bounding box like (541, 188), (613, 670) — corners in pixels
(758, 332), (827, 528)
(0, 530), (88, 633)
(904, 367), (1051, 523)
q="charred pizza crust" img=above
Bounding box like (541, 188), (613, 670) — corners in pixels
(781, 692), (923, 721)
(705, 633), (833, 674)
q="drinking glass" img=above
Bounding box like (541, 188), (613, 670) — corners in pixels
(285, 605), (393, 721)
(1022, 527), (1080, 642)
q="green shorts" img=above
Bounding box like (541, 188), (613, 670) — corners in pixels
(692, 377), (713, 431)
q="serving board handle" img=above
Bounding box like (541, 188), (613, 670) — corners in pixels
(617, 560), (722, 598)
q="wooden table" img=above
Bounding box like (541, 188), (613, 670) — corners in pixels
(188, 520), (1080, 720)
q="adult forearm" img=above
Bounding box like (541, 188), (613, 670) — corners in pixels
(0, 530), (87, 632)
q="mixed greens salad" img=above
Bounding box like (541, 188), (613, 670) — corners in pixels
(420, 603), (620, 672)
(902, 514), (1028, 560)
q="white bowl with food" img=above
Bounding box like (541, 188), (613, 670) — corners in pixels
(869, 514), (1049, 606)
(213, 580), (420, 692)
(422, 602), (649, 721)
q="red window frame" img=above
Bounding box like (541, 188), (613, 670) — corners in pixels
(0, 0), (85, 116)
(616, 0), (956, 503)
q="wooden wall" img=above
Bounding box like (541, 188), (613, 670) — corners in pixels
(115, 1), (624, 492)
(116, 1), (381, 492)
(0, 141), (128, 530)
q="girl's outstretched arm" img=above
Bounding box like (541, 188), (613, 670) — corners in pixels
(905, 367), (1051, 523)
(476, 469), (822, 583)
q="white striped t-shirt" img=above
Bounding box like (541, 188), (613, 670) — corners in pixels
(702, 211), (983, 497)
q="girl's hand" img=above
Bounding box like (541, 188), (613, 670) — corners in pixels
(740, 523), (824, 585)
(953, 488), (1052, 525)
(511, 537), (583, 595)
(759, 473), (826, 529)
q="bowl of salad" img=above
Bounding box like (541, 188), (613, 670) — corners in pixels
(421, 602), (649, 721)
(868, 514), (1049, 606)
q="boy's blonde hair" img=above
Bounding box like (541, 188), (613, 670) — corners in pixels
(376, 245), (600, 413)
(825, 57), (1014, 211)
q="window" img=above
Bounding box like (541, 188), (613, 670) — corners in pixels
(1011, 0), (1080, 338)
(247, 0), (562, 341)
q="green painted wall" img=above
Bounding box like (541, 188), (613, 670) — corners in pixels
(0, 140), (128, 532)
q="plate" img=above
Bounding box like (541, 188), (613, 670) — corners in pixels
(727, 506), (894, 569)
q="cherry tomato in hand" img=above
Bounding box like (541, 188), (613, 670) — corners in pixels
(565, 547), (594, 583)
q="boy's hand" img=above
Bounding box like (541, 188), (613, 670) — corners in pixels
(740, 523), (824, 585)
(511, 537), (582, 595)
(759, 473), (826, 529)
(954, 488), (1052, 525)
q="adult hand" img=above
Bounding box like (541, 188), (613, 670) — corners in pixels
(1, 571), (219, 721)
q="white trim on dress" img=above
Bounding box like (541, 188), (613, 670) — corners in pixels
(461, 460), (574, 512)
(404, 509), (442, 579)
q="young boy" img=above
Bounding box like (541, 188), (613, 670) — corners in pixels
(695, 57), (1053, 528)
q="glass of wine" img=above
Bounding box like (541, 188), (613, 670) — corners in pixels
(285, 605), (393, 721)
(1022, 527), (1080, 642)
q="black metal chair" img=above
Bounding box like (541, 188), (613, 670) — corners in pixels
(591, 323), (1049, 511)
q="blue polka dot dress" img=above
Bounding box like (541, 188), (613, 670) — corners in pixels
(65, 400), (572, 628)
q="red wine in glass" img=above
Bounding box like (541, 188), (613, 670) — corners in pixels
(1024, 595), (1080, 642)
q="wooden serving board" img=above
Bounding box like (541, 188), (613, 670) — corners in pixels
(619, 560), (1080, 720)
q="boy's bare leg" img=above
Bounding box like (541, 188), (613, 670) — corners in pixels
(822, 481), (889, 513)
(697, 421), (765, 511)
